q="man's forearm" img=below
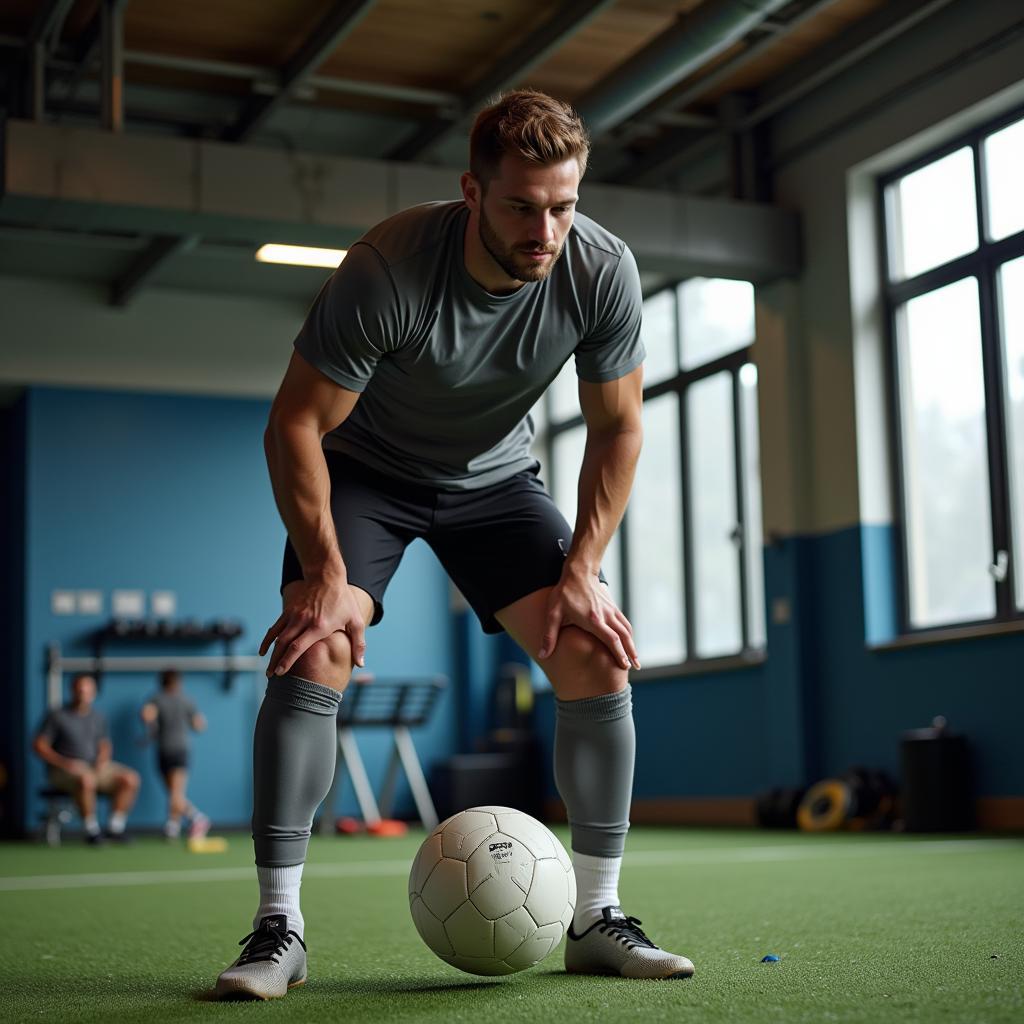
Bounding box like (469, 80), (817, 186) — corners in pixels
(264, 420), (347, 581)
(564, 426), (642, 577)
(34, 741), (68, 771)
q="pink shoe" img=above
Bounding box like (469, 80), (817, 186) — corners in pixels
(188, 813), (211, 840)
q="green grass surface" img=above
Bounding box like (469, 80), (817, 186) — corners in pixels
(1, 828), (1020, 1023)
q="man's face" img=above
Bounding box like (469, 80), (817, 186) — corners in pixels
(72, 676), (96, 706)
(473, 155), (580, 284)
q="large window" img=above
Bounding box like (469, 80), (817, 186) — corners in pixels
(881, 108), (1024, 631)
(539, 277), (766, 672)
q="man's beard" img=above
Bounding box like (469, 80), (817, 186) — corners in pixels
(478, 207), (563, 284)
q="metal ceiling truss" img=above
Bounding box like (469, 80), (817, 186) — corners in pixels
(109, 233), (198, 307)
(24, 0), (75, 120)
(387, 0), (617, 162)
(221, 0), (377, 143)
(617, 0), (960, 187)
(2, 0), (943, 300)
(635, 0), (846, 129)
(574, 0), (792, 139)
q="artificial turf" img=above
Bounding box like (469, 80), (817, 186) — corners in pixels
(0, 827), (1020, 1023)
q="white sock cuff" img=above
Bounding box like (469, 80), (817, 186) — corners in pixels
(572, 852), (623, 931)
(257, 863), (304, 891)
(573, 852), (622, 879)
(256, 863), (305, 938)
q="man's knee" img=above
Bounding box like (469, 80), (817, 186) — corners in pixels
(290, 631), (354, 690)
(552, 626), (628, 691)
(78, 771), (97, 795)
(558, 626), (621, 670)
(119, 768), (141, 793)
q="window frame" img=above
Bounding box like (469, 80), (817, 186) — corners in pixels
(543, 279), (765, 675)
(878, 103), (1024, 634)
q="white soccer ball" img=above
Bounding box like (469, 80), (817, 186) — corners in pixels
(408, 805), (576, 976)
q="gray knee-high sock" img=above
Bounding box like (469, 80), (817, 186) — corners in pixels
(553, 685), (635, 858)
(252, 674), (342, 868)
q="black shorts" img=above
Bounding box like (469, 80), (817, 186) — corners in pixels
(281, 451), (599, 634)
(158, 751), (188, 774)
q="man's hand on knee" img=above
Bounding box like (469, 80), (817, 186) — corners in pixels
(262, 579), (368, 677)
(538, 567), (640, 670)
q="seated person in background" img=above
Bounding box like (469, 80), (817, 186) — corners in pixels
(33, 673), (140, 844)
(141, 670), (210, 840)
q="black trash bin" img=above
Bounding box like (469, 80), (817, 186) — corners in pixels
(900, 717), (975, 832)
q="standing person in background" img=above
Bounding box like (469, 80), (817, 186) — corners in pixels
(141, 670), (210, 840)
(33, 673), (140, 844)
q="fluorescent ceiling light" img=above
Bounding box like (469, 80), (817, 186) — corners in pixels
(255, 243), (347, 268)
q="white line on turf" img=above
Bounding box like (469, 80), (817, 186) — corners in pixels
(0, 838), (1016, 892)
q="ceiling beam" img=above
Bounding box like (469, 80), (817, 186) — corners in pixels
(387, 0), (616, 162)
(611, 0), (960, 187)
(635, 0), (846, 126)
(100, 0), (125, 133)
(575, 0), (791, 138)
(110, 234), (198, 306)
(741, 0), (960, 130)
(25, 0), (75, 120)
(27, 0), (76, 48)
(3, 119), (800, 283)
(601, 130), (724, 187)
(47, 0), (128, 108)
(222, 0), (376, 143)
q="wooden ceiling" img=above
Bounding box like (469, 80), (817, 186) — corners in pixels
(0, 0), (899, 178)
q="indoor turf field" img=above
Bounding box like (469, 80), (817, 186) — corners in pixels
(1, 827), (1020, 1024)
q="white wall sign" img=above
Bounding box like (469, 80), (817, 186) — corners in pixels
(112, 590), (145, 617)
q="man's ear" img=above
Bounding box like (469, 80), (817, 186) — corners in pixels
(461, 171), (482, 211)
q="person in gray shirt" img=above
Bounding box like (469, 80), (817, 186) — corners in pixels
(141, 670), (209, 841)
(216, 89), (693, 1000)
(33, 673), (140, 844)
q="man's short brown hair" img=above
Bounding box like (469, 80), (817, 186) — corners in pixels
(160, 669), (182, 689)
(469, 89), (590, 187)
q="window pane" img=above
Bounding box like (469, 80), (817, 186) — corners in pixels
(739, 363), (767, 649)
(887, 147), (978, 280)
(688, 372), (742, 657)
(679, 278), (754, 370)
(626, 394), (685, 665)
(897, 278), (994, 627)
(549, 358), (578, 422)
(998, 256), (1024, 612)
(551, 425), (622, 606)
(984, 117), (1024, 242)
(641, 290), (677, 386)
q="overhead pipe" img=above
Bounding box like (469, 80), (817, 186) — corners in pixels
(576, 0), (792, 138)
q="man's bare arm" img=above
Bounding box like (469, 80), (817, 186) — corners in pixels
(565, 367), (644, 579)
(261, 351), (364, 675)
(265, 351), (361, 580)
(33, 736), (75, 772)
(538, 366), (643, 669)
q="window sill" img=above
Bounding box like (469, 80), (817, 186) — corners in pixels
(630, 648), (767, 682)
(868, 618), (1024, 652)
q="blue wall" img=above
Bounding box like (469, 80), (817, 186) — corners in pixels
(16, 387), (460, 834)
(12, 387), (1020, 835)
(809, 525), (1020, 796)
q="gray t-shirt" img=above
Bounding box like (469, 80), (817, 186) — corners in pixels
(146, 690), (199, 755)
(294, 201), (645, 490)
(37, 706), (108, 763)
